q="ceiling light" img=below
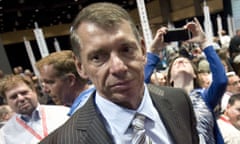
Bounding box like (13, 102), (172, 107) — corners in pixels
(15, 21), (19, 25)
(17, 11), (22, 17)
(67, 14), (71, 19)
(19, 0), (25, 4)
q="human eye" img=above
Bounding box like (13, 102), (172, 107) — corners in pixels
(9, 94), (17, 100)
(89, 51), (108, 66)
(44, 80), (54, 85)
(122, 46), (131, 53)
(91, 54), (101, 62)
(20, 90), (30, 96)
(120, 44), (135, 56)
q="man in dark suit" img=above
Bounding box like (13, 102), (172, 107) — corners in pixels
(39, 2), (199, 144)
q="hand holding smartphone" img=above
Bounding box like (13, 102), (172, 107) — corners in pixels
(164, 28), (191, 42)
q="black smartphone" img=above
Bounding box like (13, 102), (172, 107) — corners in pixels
(164, 28), (191, 42)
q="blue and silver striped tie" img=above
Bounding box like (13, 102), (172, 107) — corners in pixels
(131, 114), (152, 144)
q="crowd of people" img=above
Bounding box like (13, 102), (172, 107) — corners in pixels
(0, 2), (240, 144)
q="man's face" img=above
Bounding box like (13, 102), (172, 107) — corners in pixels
(198, 72), (212, 88)
(5, 83), (38, 116)
(75, 20), (146, 109)
(225, 100), (240, 129)
(150, 72), (166, 86)
(39, 64), (70, 105)
(227, 75), (240, 94)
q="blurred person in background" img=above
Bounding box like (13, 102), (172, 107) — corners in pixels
(144, 17), (227, 144)
(0, 74), (69, 143)
(218, 30), (231, 49)
(150, 70), (167, 86)
(221, 71), (240, 112)
(218, 93), (240, 144)
(36, 50), (94, 116)
(197, 59), (212, 89)
(0, 105), (14, 128)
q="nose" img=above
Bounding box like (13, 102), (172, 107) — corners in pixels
(16, 93), (25, 101)
(109, 54), (127, 76)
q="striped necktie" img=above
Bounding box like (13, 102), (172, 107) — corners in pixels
(131, 114), (152, 144)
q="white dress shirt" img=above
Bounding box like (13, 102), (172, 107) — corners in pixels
(217, 115), (240, 144)
(0, 104), (69, 144)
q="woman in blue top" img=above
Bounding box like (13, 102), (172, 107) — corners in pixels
(144, 18), (227, 144)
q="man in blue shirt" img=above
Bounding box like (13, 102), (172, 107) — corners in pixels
(36, 50), (92, 116)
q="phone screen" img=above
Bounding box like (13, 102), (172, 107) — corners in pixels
(164, 28), (191, 42)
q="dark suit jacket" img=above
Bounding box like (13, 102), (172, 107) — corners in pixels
(39, 84), (199, 144)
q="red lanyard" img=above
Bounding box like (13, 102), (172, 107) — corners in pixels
(16, 107), (48, 140)
(219, 115), (231, 124)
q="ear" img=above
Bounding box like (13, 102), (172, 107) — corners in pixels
(65, 73), (76, 87)
(140, 38), (147, 64)
(226, 104), (231, 110)
(73, 55), (88, 79)
(224, 104), (231, 115)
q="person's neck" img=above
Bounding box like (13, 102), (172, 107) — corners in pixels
(173, 73), (194, 94)
(77, 84), (89, 96)
(73, 84), (89, 101)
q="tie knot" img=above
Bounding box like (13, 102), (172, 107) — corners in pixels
(132, 114), (146, 130)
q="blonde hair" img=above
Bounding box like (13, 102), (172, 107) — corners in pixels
(0, 74), (35, 99)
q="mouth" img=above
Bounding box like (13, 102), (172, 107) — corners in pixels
(109, 80), (133, 91)
(19, 103), (30, 110)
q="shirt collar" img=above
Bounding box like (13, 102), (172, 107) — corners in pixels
(95, 84), (155, 134)
(68, 86), (96, 116)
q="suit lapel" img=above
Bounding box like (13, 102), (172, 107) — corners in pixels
(74, 92), (113, 144)
(72, 85), (190, 144)
(148, 84), (188, 144)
